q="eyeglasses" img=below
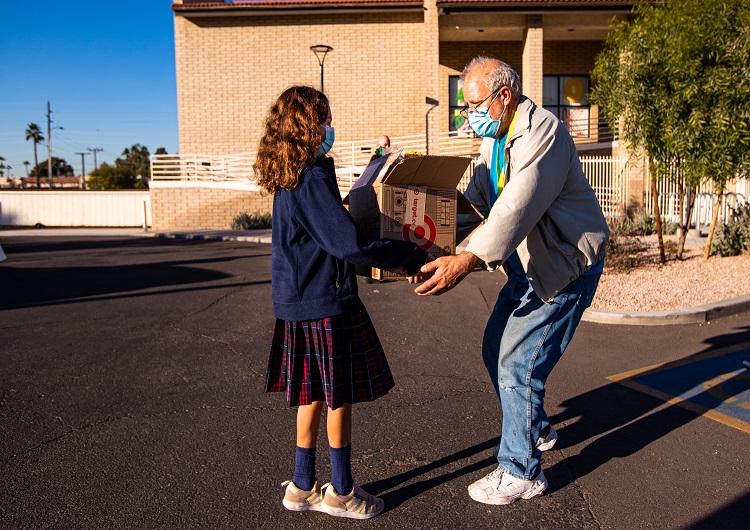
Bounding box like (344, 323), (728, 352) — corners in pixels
(459, 89), (501, 119)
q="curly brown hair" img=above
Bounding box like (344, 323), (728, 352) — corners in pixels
(254, 86), (330, 194)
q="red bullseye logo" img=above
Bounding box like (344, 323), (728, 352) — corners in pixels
(403, 215), (436, 251)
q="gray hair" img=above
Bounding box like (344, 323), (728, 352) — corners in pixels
(459, 57), (521, 100)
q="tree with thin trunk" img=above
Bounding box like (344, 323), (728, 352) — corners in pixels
(591, 0), (750, 261)
(25, 123), (45, 188)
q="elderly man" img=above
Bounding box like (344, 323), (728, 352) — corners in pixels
(413, 57), (609, 505)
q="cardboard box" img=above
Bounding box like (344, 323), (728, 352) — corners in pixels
(345, 153), (475, 280)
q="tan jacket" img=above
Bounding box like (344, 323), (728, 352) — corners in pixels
(464, 96), (609, 302)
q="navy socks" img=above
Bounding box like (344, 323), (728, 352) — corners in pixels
(330, 444), (353, 494)
(293, 444), (353, 494)
(293, 446), (316, 491)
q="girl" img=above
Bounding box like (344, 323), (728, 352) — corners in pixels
(256, 86), (427, 520)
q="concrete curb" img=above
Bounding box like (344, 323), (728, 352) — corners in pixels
(582, 294), (750, 325)
(152, 230), (272, 244)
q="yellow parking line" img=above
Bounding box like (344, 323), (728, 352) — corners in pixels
(609, 377), (750, 434)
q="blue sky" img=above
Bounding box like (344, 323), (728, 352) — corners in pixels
(0, 1), (178, 177)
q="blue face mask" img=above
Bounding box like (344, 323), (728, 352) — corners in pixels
(317, 125), (335, 156)
(468, 104), (506, 138)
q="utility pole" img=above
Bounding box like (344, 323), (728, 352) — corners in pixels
(75, 151), (89, 190)
(46, 101), (52, 188)
(46, 101), (63, 188)
(88, 147), (103, 171)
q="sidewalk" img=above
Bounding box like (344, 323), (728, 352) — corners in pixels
(2, 227), (749, 325)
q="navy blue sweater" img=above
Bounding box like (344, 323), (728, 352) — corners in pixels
(271, 157), (427, 321)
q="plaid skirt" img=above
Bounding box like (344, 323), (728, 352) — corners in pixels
(264, 300), (395, 410)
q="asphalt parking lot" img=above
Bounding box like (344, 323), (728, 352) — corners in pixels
(1, 234), (749, 529)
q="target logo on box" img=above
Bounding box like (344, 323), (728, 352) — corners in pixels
(405, 186), (426, 226)
(403, 214), (437, 251)
(345, 154), (474, 280)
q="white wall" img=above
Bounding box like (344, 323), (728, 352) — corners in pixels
(0, 191), (151, 227)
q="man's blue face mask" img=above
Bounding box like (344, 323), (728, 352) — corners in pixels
(468, 102), (506, 138)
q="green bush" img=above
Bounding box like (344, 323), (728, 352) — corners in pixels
(661, 219), (678, 235)
(605, 217), (648, 272)
(711, 203), (750, 256)
(626, 211), (655, 236)
(623, 211), (677, 236)
(232, 211), (272, 230)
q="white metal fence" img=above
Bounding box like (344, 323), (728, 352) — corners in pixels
(581, 157), (630, 218)
(644, 169), (748, 231)
(150, 153), (256, 182)
(0, 191), (151, 228)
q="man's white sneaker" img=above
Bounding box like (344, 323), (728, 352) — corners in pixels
(536, 425), (558, 451)
(468, 468), (548, 505)
(467, 467), (503, 494)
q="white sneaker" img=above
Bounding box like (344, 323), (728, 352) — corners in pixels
(468, 468), (548, 505)
(536, 425), (558, 451)
(468, 467), (503, 494)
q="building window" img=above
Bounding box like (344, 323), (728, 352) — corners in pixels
(449, 76), (473, 136)
(543, 75), (590, 138)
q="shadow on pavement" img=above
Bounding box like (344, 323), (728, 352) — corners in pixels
(363, 437), (500, 513)
(546, 325), (750, 496)
(0, 263), (238, 310)
(688, 489), (750, 529)
(1, 237), (272, 310)
(0, 237), (161, 255)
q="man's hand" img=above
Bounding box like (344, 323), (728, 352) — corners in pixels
(413, 251), (483, 296)
(407, 253), (436, 284)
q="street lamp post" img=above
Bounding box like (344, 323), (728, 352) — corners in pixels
(425, 97), (439, 155)
(310, 45), (333, 93)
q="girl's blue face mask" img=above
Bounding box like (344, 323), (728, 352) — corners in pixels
(317, 125), (335, 156)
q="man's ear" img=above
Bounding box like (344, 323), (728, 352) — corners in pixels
(500, 86), (513, 106)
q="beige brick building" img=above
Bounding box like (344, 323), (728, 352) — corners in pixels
(153, 0), (639, 230)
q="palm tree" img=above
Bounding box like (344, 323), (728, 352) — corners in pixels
(25, 123), (45, 188)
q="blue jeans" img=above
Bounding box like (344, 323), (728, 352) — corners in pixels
(482, 269), (601, 480)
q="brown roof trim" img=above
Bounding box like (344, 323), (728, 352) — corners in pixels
(172, 0), (425, 12)
(437, 0), (657, 10)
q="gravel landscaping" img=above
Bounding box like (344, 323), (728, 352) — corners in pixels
(592, 241), (750, 312)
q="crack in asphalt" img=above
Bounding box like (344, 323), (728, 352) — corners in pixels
(182, 282), (244, 317)
(167, 323), (265, 381)
(475, 281), (495, 313)
(551, 420), (604, 530)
